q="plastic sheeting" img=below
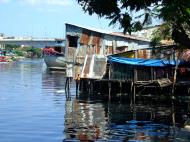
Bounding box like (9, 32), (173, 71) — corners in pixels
(108, 56), (179, 67)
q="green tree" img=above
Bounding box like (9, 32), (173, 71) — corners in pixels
(150, 23), (172, 47)
(77, 0), (190, 47)
(5, 44), (20, 52)
(26, 47), (42, 58)
(5, 44), (42, 58)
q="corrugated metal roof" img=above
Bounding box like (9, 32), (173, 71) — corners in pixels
(65, 23), (151, 42)
(66, 23), (111, 34)
(110, 32), (150, 42)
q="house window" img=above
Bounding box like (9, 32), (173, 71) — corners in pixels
(67, 35), (78, 48)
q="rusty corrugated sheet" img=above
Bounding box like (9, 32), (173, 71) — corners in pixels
(75, 56), (85, 65)
(92, 32), (101, 46)
(67, 47), (76, 62)
(137, 50), (149, 59)
(82, 56), (92, 78)
(75, 45), (94, 64)
(81, 55), (107, 79)
(90, 32), (102, 55)
(143, 50), (147, 59)
(137, 50), (143, 58)
(75, 46), (86, 64)
(86, 46), (94, 55)
(80, 29), (91, 45)
(92, 56), (107, 78)
(95, 46), (100, 54)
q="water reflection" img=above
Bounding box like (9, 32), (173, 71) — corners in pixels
(63, 96), (190, 141)
(42, 70), (66, 93)
(0, 60), (66, 142)
(0, 59), (190, 142)
(64, 98), (108, 141)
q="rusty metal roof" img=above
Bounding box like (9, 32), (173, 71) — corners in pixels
(65, 23), (151, 42)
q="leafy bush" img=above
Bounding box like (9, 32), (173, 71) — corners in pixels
(13, 50), (24, 56)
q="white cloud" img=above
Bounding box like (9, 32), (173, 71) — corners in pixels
(19, 0), (72, 6)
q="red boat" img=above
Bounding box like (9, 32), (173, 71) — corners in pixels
(42, 46), (66, 70)
(0, 56), (8, 62)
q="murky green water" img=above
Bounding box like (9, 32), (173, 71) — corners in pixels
(0, 59), (190, 142)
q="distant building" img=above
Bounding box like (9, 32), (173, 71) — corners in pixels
(0, 33), (5, 39)
(0, 33), (5, 50)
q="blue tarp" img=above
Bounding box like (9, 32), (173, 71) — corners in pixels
(108, 56), (186, 67)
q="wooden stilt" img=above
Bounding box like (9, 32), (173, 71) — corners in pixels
(81, 79), (84, 93)
(133, 84), (136, 104)
(119, 81), (122, 102)
(172, 50), (182, 95)
(130, 81), (133, 106)
(133, 65), (137, 105)
(172, 100), (176, 127)
(108, 82), (111, 101)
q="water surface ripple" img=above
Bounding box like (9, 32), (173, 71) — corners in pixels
(0, 59), (190, 142)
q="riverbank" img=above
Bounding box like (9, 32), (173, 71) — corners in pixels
(1, 44), (42, 61)
(0, 55), (29, 62)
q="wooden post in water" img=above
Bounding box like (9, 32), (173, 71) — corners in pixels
(172, 100), (176, 128)
(81, 79), (84, 93)
(130, 81), (133, 106)
(119, 81), (122, 101)
(133, 66), (137, 105)
(151, 67), (154, 82)
(172, 63), (178, 94)
(133, 83), (136, 104)
(90, 79), (93, 93)
(108, 65), (111, 101)
(108, 81), (111, 101)
(172, 50), (182, 94)
(133, 51), (138, 104)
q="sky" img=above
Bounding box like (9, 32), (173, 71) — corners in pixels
(0, 0), (117, 38)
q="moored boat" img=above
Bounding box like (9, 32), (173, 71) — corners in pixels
(43, 46), (66, 71)
(0, 56), (8, 63)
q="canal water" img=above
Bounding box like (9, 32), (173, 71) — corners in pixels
(0, 59), (190, 142)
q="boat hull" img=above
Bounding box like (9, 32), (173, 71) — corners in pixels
(44, 55), (66, 70)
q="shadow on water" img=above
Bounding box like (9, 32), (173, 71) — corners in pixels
(63, 92), (190, 142)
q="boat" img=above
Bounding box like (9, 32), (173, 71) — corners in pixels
(42, 46), (66, 71)
(0, 56), (10, 63)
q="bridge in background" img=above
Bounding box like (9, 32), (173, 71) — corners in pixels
(0, 38), (65, 48)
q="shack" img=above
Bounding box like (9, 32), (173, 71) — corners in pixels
(65, 23), (151, 78)
(108, 56), (190, 95)
(108, 56), (176, 84)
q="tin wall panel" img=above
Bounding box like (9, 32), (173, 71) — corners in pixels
(137, 50), (149, 59)
(95, 46), (100, 54)
(92, 56), (107, 78)
(86, 46), (94, 55)
(67, 47), (76, 62)
(82, 56), (92, 78)
(92, 32), (101, 46)
(80, 29), (91, 45)
(107, 46), (113, 55)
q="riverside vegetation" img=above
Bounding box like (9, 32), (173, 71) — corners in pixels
(1, 44), (42, 61)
